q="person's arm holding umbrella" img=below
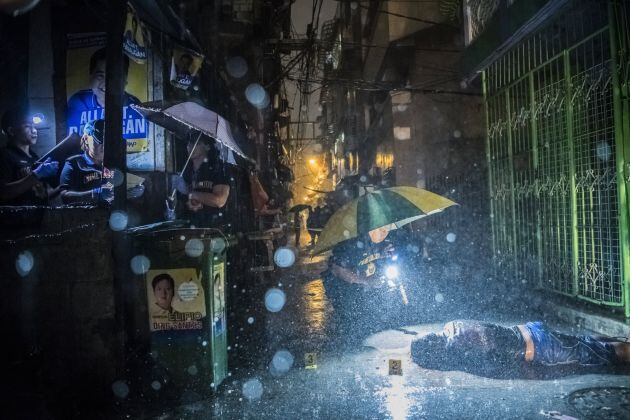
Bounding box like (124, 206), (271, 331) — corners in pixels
(183, 137), (230, 213)
(187, 184), (229, 211)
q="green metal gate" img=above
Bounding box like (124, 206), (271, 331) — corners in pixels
(483, 0), (630, 316)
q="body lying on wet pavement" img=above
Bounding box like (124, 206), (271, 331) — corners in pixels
(411, 320), (630, 377)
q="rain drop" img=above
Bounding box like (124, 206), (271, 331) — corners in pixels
(247, 317), (255, 324)
(15, 250), (34, 277)
(211, 237), (226, 253)
(111, 380), (129, 399)
(226, 56), (248, 78)
(343, 230), (350, 238)
(109, 210), (128, 231)
(242, 378), (263, 401)
(356, 241), (364, 249)
(151, 380), (161, 391)
(446, 233), (457, 243)
(202, 340), (208, 347)
(271, 350), (294, 375)
(274, 247), (296, 268)
(185, 238), (204, 257)
(453, 130), (462, 138)
(596, 141), (612, 161)
(111, 168), (124, 187)
(187, 365), (198, 376)
(264, 288), (286, 312)
(245, 83), (270, 109)
(130, 255), (151, 275)
(359, 175), (367, 183)
(435, 293), (445, 303)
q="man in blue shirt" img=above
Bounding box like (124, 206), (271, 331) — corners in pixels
(66, 47), (146, 141)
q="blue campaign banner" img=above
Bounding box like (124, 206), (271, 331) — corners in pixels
(66, 33), (150, 154)
(66, 91), (147, 140)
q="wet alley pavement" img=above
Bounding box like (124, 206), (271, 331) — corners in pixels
(146, 251), (630, 420)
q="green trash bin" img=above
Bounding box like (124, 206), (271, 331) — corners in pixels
(131, 226), (231, 392)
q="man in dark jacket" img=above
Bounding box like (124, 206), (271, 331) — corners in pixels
(0, 108), (59, 205)
(59, 119), (114, 204)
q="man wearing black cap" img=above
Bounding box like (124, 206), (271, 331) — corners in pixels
(0, 108), (59, 205)
(59, 119), (114, 204)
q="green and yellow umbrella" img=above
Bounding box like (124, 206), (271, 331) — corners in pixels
(311, 186), (457, 254)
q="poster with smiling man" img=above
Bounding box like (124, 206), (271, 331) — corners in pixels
(66, 32), (151, 169)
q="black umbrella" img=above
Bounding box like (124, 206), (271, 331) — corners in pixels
(131, 100), (254, 163)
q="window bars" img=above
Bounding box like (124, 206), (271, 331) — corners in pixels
(483, 0), (630, 315)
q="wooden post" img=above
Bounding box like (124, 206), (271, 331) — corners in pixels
(104, 0), (127, 211)
(104, 0), (129, 374)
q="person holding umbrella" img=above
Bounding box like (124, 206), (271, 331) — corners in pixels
(288, 203), (311, 247)
(173, 136), (230, 227)
(314, 186), (457, 322)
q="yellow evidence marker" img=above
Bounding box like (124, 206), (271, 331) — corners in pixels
(305, 352), (318, 369)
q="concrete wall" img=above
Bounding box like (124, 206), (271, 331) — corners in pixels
(392, 27), (484, 187)
(1, 207), (122, 412)
(28, 0), (56, 157)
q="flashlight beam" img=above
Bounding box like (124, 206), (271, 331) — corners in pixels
(399, 284), (409, 305)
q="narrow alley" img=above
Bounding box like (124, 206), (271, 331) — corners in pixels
(144, 240), (630, 420)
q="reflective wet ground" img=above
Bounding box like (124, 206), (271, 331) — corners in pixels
(149, 251), (630, 420)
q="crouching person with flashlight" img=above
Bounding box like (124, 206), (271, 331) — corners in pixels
(59, 119), (114, 204)
(323, 226), (409, 326)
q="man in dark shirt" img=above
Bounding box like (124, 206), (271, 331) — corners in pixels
(411, 320), (629, 376)
(0, 108), (59, 205)
(59, 119), (113, 204)
(174, 136), (230, 227)
(323, 226), (415, 323)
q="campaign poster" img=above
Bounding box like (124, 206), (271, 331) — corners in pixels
(66, 33), (149, 157)
(146, 268), (206, 332)
(123, 4), (148, 64)
(170, 48), (203, 90)
(212, 262), (226, 337)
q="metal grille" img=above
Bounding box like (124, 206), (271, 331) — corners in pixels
(483, 0), (630, 312)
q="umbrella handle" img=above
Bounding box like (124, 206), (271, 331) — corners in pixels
(165, 196), (177, 220)
(177, 131), (203, 179)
